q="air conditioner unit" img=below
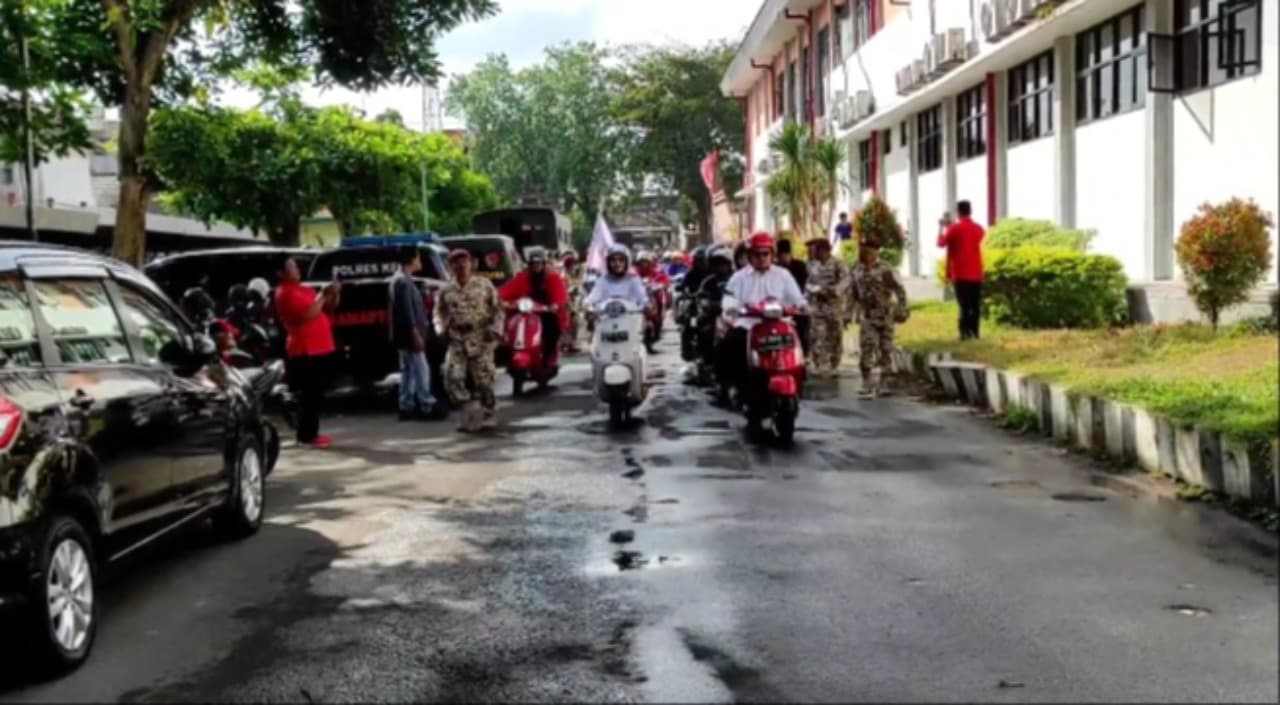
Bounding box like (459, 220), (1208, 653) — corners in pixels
(929, 34), (949, 75)
(940, 28), (969, 67)
(894, 66), (912, 95)
(1018, 0), (1060, 22)
(910, 60), (926, 86)
(853, 90), (874, 119)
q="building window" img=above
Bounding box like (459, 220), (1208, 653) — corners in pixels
(882, 129), (892, 155)
(1077, 5), (1146, 124)
(816, 28), (829, 116)
(915, 105), (942, 173)
(774, 71), (785, 120)
(1172, 0), (1263, 93)
(1008, 51), (1055, 145)
(0, 166), (13, 185)
(853, 0), (873, 48)
(786, 60), (797, 121)
(835, 1), (849, 60)
(899, 120), (908, 147)
(800, 45), (811, 120)
(956, 83), (987, 161)
(857, 139), (873, 190)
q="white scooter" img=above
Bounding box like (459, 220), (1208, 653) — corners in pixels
(591, 297), (647, 427)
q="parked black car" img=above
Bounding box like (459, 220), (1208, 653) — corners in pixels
(441, 234), (524, 288)
(0, 243), (282, 674)
(304, 238), (450, 396)
(143, 246), (316, 310)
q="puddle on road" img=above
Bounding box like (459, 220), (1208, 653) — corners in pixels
(1165, 604), (1213, 617)
(609, 530), (635, 545)
(990, 479), (1041, 489)
(1051, 491), (1108, 503)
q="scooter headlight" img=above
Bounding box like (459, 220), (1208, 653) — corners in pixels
(762, 301), (784, 319)
(604, 300), (626, 318)
(518, 298), (535, 314)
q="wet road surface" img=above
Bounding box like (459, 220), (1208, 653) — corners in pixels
(3, 339), (1277, 703)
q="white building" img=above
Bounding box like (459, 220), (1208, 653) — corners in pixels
(722, 0), (1277, 308)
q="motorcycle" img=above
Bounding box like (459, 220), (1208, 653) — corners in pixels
(642, 281), (666, 353)
(722, 296), (806, 444)
(503, 297), (560, 396)
(675, 291), (698, 362)
(590, 297), (647, 428)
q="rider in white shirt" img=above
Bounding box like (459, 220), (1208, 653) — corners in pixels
(585, 245), (648, 310)
(716, 233), (806, 408)
(722, 233), (807, 329)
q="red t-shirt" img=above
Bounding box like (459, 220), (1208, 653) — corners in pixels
(274, 282), (335, 358)
(938, 217), (986, 282)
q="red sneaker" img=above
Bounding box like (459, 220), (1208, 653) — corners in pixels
(309, 435), (332, 449)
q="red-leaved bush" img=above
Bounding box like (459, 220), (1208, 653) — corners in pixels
(1175, 198), (1274, 330)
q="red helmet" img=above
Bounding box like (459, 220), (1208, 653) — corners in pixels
(447, 248), (471, 263)
(748, 232), (775, 252)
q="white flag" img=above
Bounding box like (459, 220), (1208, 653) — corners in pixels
(586, 213), (615, 273)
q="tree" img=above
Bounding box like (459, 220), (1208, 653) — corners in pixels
(27, 0), (496, 265)
(1175, 198), (1275, 331)
(767, 122), (845, 242)
(0, 0), (92, 165)
(149, 100), (497, 245)
(447, 42), (628, 220)
(612, 42), (744, 243)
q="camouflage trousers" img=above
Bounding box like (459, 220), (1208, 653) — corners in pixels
(808, 313), (844, 376)
(857, 319), (896, 383)
(445, 338), (497, 410)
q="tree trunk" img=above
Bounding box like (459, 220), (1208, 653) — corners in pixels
(696, 202), (712, 245)
(112, 84), (151, 267)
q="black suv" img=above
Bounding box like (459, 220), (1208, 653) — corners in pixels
(143, 246), (317, 309)
(0, 243), (282, 674)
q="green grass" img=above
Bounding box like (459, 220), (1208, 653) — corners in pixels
(891, 302), (1279, 443)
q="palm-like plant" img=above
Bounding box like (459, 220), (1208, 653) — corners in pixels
(766, 122), (846, 241)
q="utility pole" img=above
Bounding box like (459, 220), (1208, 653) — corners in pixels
(18, 3), (38, 242)
(419, 82), (441, 233)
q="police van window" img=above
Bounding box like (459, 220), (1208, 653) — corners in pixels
(115, 283), (186, 366)
(32, 279), (132, 365)
(0, 274), (41, 366)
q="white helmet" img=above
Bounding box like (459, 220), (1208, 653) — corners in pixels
(247, 277), (270, 299)
(605, 244), (632, 273)
(634, 250), (656, 264)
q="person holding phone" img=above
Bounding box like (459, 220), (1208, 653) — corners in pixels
(275, 256), (340, 448)
(937, 200), (986, 340)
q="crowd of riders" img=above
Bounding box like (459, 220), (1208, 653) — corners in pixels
(167, 231), (908, 442)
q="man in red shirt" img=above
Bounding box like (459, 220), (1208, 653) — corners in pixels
(275, 257), (339, 448)
(498, 247), (569, 361)
(937, 200), (986, 340)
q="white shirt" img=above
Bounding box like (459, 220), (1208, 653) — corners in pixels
(723, 265), (806, 328)
(586, 273), (648, 309)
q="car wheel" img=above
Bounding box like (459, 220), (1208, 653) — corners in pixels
(27, 515), (98, 675)
(215, 437), (265, 539)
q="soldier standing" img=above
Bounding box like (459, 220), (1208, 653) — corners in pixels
(434, 249), (505, 432)
(850, 242), (909, 399)
(804, 237), (851, 379)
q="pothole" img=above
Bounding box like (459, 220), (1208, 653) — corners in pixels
(613, 550), (647, 571)
(904, 577), (925, 585)
(1051, 492), (1107, 502)
(609, 530), (635, 544)
(989, 480), (1039, 488)
(623, 467), (645, 479)
(1165, 604), (1212, 617)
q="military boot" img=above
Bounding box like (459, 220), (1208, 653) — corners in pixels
(457, 401), (482, 432)
(857, 368), (877, 399)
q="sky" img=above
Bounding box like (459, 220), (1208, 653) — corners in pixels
(224, 0), (760, 130)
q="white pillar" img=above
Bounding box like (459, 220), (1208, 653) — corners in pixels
(906, 117), (921, 277)
(1052, 35), (1077, 228)
(1145, 0), (1175, 280)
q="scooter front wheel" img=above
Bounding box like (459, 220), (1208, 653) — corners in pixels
(608, 399), (628, 428)
(774, 398), (798, 446)
(511, 372), (526, 397)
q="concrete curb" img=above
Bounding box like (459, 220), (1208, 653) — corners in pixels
(896, 348), (1279, 508)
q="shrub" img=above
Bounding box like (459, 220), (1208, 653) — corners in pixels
(985, 246), (1128, 328)
(985, 218), (1096, 251)
(853, 195), (905, 251)
(1175, 198), (1275, 331)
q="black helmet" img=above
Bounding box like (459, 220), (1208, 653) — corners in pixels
(181, 287), (216, 321)
(227, 283), (251, 308)
(692, 246), (710, 267)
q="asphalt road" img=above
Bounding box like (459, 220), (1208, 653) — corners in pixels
(2, 338), (1277, 703)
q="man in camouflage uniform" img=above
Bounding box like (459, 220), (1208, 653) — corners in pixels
(434, 249), (504, 432)
(850, 242), (909, 398)
(804, 237), (851, 379)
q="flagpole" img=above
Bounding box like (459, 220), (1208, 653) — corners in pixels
(19, 3), (38, 242)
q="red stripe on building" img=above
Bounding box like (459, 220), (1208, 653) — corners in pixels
(984, 72), (998, 227)
(870, 131), (881, 197)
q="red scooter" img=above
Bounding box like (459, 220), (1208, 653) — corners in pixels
(642, 281), (667, 353)
(739, 298), (806, 444)
(503, 297), (560, 396)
